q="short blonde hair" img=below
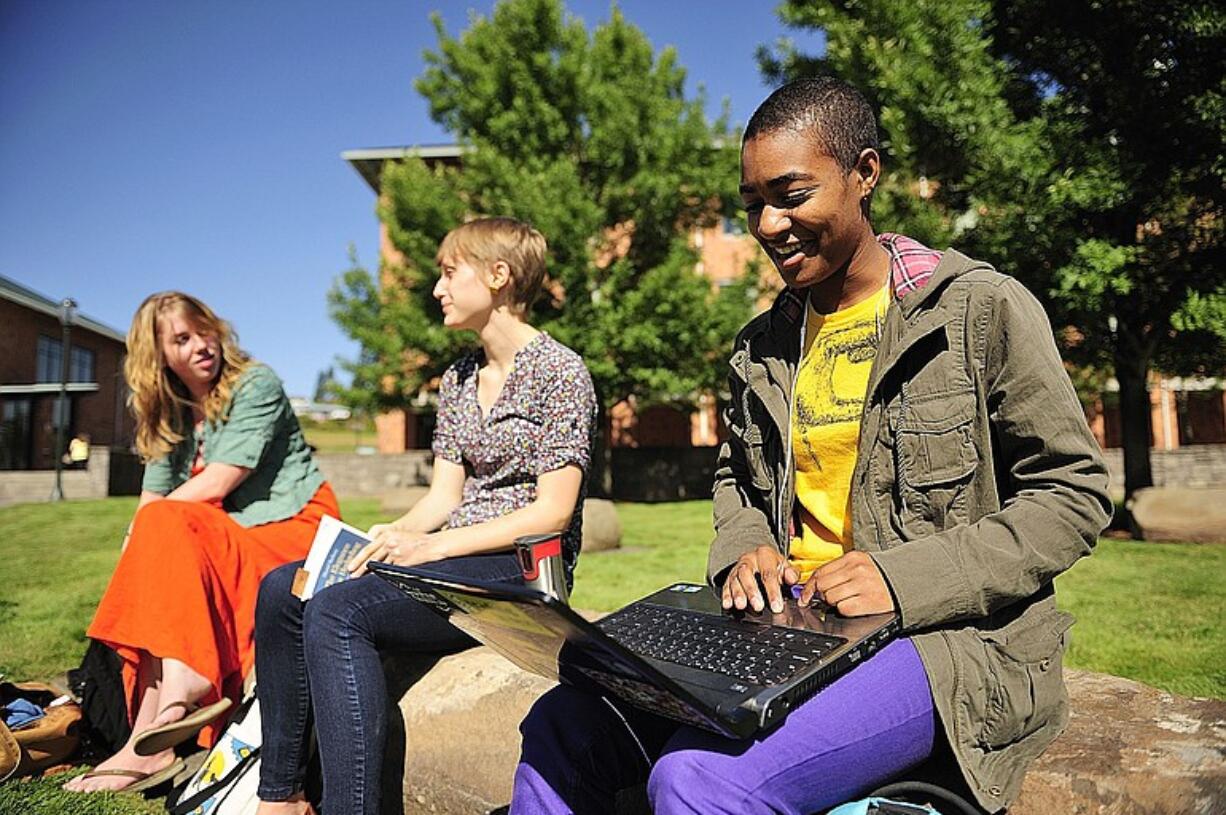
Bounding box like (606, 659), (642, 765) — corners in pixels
(125, 292), (251, 461)
(436, 217), (548, 312)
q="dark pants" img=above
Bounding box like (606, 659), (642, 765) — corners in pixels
(254, 553), (522, 815)
(511, 638), (936, 815)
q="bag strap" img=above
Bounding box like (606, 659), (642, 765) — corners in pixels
(167, 745), (260, 815)
(166, 690), (260, 813)
(869, 781), (983, 815)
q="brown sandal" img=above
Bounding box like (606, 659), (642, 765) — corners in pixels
(132, 698), (233, 756)
(70, 756), (185, 793)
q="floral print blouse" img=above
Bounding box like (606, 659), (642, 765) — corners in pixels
(432, 333), (597, 578)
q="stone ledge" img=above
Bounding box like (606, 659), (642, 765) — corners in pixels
(388, 650), (1226, 814)
(1014, 670), (1226, 814)
(1128, 486), (1226, 544)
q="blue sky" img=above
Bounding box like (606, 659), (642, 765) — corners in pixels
(1, 1), (821, 397)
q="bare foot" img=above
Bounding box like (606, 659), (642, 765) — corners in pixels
(145, 698), (194, 730)
(61, 743), (176, 793)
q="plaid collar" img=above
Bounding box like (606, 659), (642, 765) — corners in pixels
(878, 232), (942, 298)
(775, 233), (943, 324)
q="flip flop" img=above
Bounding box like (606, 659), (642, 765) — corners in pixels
(132, 697), (233, 757)
(72, 756), (185, 794)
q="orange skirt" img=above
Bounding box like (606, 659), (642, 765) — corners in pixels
(87, 483), (339, 747)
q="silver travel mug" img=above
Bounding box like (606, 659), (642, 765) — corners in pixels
(515, 532), (569, 604)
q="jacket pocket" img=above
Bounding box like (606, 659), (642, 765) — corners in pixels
(977, 609), (1074, 749)
(894, 390), (978, 532)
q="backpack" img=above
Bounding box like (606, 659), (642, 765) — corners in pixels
(0, 681), (83, 781)
(67, 639), (131, 758)
(166, 691), (261, 815)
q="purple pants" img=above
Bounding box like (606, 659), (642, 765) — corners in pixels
(510, 638), (935, 815)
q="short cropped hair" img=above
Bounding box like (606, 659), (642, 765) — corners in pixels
(743, 77), (880, 172)
(436, 217), (548, 312)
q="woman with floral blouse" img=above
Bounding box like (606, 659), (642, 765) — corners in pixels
(253, 217), (597, 815)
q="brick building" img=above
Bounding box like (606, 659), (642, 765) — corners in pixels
(342, 145), (766, 453)
(0, 275), (133, 470)
(342, 145), (1223, 456)
(1089, 376), (1225, 451)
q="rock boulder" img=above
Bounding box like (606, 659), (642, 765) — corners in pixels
(387, 649), (1226, 814)
(581, 498), (622, 552)
(1014, 670), (1226, 814)
(1129, 486), (1226, 544)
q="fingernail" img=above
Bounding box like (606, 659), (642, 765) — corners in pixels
(771, 601), (783, 613)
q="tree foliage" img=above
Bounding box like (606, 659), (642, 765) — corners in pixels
(329, 0), (752, 415)
(763, 0), (1225, 496)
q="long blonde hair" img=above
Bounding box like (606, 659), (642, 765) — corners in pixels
(126, 292), (251, 461)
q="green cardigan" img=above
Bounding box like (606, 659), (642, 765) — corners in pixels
(141, 365), (325, 527)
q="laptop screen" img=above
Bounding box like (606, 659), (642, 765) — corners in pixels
(374, 565), (732, 733)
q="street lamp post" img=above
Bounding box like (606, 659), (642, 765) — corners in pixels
(50, 297), (77, 502)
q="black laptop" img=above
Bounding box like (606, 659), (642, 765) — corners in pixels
(368, 562), (899, 739)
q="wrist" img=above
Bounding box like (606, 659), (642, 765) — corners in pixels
(425, 529), (459, 559)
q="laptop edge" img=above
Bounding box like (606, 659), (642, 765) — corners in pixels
(369, 562), (899, 739)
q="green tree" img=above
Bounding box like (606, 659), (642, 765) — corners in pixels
(329, 0), (753, 476)
(763, 0), (1225, 498)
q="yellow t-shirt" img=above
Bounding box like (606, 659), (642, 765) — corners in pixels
(788, 285), (888, 581)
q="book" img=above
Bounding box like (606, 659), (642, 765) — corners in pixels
(293, 515), (371, 601)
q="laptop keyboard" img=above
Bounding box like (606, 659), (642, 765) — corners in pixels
(597, 604), (845, 687)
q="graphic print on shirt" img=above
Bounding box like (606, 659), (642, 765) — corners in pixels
(794, 324), (879, 471)
(789, 285), (888, 579)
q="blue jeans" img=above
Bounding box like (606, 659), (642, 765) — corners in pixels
(511, 638), (935, 815)
(255, 554), (522, 814)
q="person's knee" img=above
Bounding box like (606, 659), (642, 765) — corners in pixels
(255, 563), (302, 629)
(129, 499), (216, 557)
(519, 686), (606, 759)
(301, 582), (369, 660)
(649, 750), (745, 815)
(130, 499), (191, 539)
(519, 687), (571, 751)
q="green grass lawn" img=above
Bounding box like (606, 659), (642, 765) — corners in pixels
(0, 770), (166, 815)
(2, 497), (1221, 697)
(0, 497), (1222, 811)
(301, 423), (378, 454)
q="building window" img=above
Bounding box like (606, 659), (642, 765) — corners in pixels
(36, 336), (60, 382)
(721, 216), (746, 236)
(0, 399), (32, 470)
(71, 346), (95, 383)
(50, 395), (73, 431)
(35, 336), (94, 383)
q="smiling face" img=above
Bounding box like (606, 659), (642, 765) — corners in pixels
(432, 252), (500, 331)
(740, 130), (880, 300)
(158, 309), (221, 398)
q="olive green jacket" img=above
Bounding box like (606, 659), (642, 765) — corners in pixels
(708, 247), (1112, 811)
(141, 365), (324, 527)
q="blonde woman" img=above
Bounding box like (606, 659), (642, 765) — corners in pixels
(65, 292), (338, 793)
(254, 218), (596, 815)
